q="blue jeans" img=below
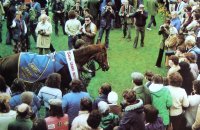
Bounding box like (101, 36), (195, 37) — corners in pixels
(97, 27), (111, 48)
(68, 36), (77, 50)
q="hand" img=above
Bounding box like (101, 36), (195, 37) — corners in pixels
(126, 14), (129, 17)
(121, 13), (124, 16)
(57, 11), (61, 13)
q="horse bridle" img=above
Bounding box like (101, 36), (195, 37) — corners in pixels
(88, 50), (107, 72)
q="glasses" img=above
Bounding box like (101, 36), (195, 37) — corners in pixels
(85, 19), (90, 21)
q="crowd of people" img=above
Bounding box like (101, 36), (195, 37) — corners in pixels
(0, 0), (200, 130)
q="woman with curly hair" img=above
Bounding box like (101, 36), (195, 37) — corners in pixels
(167, 72), (189, 130)
(37, 73), (62, 117)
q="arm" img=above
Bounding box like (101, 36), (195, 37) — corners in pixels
(44, 23), (52, 35)
(62, 95), (69, 113)
(192, 105), (200, 130)
(166, 88), (172, 108)
(182, 89), (189, 108)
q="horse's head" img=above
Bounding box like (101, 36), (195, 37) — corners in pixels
(94, 44), (109, 71)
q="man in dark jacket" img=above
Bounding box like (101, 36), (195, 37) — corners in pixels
(97, 2), (115, 48)
(131, 4), (148, 48)
(52, 0), (66, 36)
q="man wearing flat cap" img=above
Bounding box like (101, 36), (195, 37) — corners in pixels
(8, 103), (33, 130)
(130, 4), (148, 48)
(131, 72), (151, 105)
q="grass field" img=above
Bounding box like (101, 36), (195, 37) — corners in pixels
(0, 12), (167, 101)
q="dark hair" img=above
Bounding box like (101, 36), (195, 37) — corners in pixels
(194, 13), (200, 20)
(32, 119), (47, 130)
(84, 8), (90, 13)
(144, 71), (154, 81)
(169, 72), (183, 87)
(45, 73), (61, 88)
(87, 110), (102, 129)
(80, 97), (92, 112)
(49, 105), (64, 117)
(0, 75), (7, 92)
(17, 105), (30, 118)
(84, 14), (92, 20)
(68, 10), (76, 19)
(11, 78), (26, 93)
(100, 83), (112, 95)
(179, 61), (191, 75)
(169, 55), (179, 65)
(122, 89), (136, 104)
(144, 104), (159, 123)
(193, 80), (200, 94)
(133, 80), (143, 86)
(70, 79), (83, 92)
(163, 77), (169, 86)
(177, 45), (186, 53)
(152, 74), (163, 84)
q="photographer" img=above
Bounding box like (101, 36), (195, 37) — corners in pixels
(52, 0), (66, 36)
(155, 19), (170, 68)
(97, 2), (115, 49)
(35, 14), (52, 54)
(130, 4), (148, 48)
(119, 0), (135, 40)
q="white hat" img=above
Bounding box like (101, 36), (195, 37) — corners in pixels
(108, 91), (118, 105)
(139, 4), (144, 8)
(49, 99), (62, 107)
(98, 101), (109, 114)
(17, 103), (30, 113)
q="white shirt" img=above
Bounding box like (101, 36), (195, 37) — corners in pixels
(65, 19), (81, 36)
(167, 85), (189, 116)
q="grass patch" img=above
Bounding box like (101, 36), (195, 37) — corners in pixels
(0, 13), (167, 101)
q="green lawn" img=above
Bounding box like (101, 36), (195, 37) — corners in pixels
(0, 13), (167, 101)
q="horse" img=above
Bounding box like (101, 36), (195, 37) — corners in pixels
(0, 44), (109, 92)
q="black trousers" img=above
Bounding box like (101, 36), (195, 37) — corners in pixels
(147, 15), (156, 28)
(155, 49), (164, 67)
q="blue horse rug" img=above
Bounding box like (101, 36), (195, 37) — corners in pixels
(18, 51), (67, 83)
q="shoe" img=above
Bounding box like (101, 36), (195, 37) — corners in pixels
(155, 65), (161, 68)
(147, 28), (152, 31)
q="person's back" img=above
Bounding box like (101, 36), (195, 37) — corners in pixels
(45, 114), (68, 130)
(118, 89), (145, 130)
(62, 91), (90, 124)
(8, 103), (33, 130)
(134, 85), (151, 105)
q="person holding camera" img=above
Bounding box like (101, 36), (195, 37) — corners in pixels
(130, 4), (148, 48)
(52, 0), (66, 36)
(97, 2), (115, 49)
(119, 0), (135, 40)
(155, 19), (170, 68)
(35, 14), (52, 54)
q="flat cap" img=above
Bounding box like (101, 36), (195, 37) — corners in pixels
(131, 72), (144, 81)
